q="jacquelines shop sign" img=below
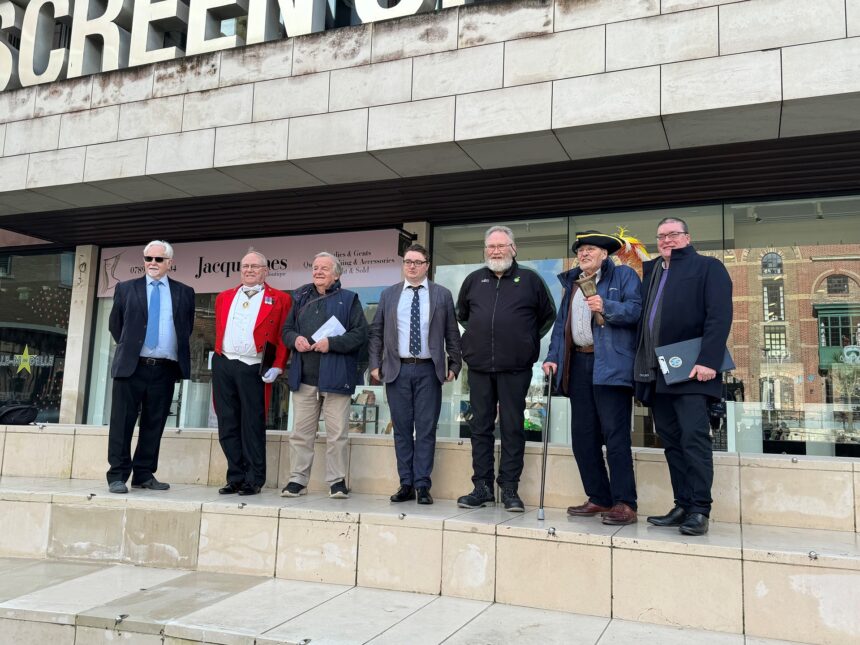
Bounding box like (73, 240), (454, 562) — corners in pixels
(0, 0), (462, 92)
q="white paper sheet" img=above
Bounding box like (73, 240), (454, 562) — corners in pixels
(311, 315), (347, 342)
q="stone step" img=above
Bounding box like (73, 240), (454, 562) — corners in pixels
(0, 477), (857, 644)
(2, 425), (859, 534)
(0, 558), (805, 645)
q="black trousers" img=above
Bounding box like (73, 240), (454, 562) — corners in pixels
(568, 352), (637, 509)
(467, 369), (532, 488)
(212, 353), (267, 487)
(106, 360), (177, 485)
(651, 392), (713, 516)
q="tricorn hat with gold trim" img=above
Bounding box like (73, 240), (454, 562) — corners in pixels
(572, 230), (624, 254)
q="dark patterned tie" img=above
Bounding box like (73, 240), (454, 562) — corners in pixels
(409, 286), (422, 356)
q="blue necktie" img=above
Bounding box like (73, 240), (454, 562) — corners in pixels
(145, 281), (161, 349)
(409, 286), (422, 356)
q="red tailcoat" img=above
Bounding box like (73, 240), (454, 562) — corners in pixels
(214, 283), (292, 410)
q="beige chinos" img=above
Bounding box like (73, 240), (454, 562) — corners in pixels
(289, 383), (350, 486)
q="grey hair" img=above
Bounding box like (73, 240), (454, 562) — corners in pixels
(657, 217), (689, 233)
(143, 240), (174, 258)
(314, 251), (342, 277)
(243, 247), (268, 265)
(484, 225), (515, 245)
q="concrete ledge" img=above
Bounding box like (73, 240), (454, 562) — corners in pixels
(0, 425), (858, 532)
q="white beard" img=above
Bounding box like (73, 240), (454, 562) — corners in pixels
(486, 257), (513, 273)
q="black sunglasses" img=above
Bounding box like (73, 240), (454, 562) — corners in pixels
(144, 256), (167, 263)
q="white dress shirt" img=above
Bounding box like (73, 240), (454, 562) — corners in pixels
(223, 285), (265, 365)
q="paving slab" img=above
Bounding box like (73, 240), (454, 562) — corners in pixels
(444, 603), (609, 645)
(164, 578), (352, 645)
(0, 560), (106, 602)
(77, 571), (265, 635)
(257, 586), (435, 644)
(613, 520), (743, 559)
(598, 618), (744, 644)
(0, 564), (186, 624)
(742, 524), (860, 570)
(0, 476), (101, 492)
(367, 596), (490, 645)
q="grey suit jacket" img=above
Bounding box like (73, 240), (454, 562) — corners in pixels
(368, 280), (462, 385)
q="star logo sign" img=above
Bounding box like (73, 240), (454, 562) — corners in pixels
(15, 345), (35, 374)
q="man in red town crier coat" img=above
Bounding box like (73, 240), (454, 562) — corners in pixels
(213, 249), (291, 495)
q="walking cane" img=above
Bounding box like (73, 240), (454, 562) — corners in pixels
(537, 368), (554, 521)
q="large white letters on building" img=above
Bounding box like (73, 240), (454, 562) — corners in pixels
(0, 0), (462, 91)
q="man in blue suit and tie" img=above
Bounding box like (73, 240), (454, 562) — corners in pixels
(106, 240), (195, 494)
(368, 244), (461, 505)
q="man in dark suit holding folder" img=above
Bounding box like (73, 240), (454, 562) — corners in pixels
(213, 249), (291, 496)
(368, 244), (461, 505)
(634, 218), (732, 536)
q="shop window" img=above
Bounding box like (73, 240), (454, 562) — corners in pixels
(0, 251), (73, 423)
(762, 281), (784, 321)
(827, 275), (850, 295)
(761, 252), (782, 275)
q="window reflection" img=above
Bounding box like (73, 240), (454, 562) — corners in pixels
(433, 197), (860, 457)
(728, 196), (860, 456)
(0, 251), (73, 423)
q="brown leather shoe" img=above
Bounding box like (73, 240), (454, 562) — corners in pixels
(602, 502), (638, 525)
(567, 501), (612, 516)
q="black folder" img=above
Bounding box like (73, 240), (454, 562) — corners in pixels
(259, 341), (277, 375)
(655, 337), (735, 385)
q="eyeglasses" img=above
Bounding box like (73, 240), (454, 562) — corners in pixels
(485, 243), (513, 252)
(655, 231), (688, 242)
(144, 256), (167, 263)
(241, 264), (266, 270)
(403, 260), (428, 267)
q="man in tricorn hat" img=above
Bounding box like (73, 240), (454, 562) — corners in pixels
(543, 230), (642, 525)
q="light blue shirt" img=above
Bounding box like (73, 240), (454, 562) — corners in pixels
(397, 278), (431, 359)
(140, 275), (178, 361)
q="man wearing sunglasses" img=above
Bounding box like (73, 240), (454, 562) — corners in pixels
(106, 240), (195, 494)
(368, 244), (461, 505)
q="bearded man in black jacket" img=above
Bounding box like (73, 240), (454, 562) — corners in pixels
(455, 225), (556, 512)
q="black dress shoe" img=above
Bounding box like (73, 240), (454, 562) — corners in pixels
(647, 505), (688, 527)
(679, 512), (709, 536)
(131, 477), (170, 490)
(416, 487), (433, 505)
(219, 482), (241, 495)
(108, 481), (128, 494)
(237, 483), (262, 496)
(390, 485), (416, 503)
